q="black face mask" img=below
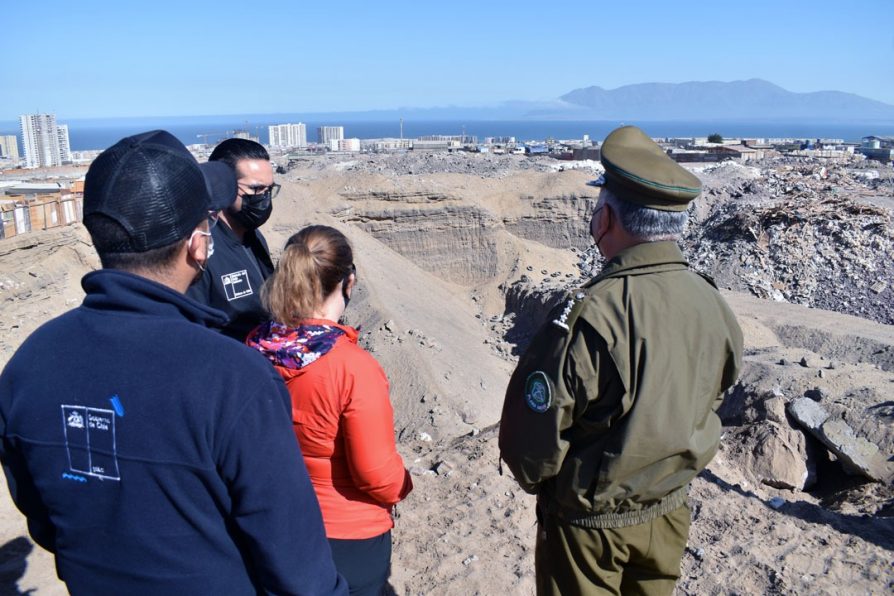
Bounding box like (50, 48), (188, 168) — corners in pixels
(342, 282), (351, 309)
(591, 205), (607, 255)
(231, 193), (273, 229)
(341, 263), (356, 308)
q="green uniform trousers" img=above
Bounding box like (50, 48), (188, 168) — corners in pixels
(535, 504), (690, 596)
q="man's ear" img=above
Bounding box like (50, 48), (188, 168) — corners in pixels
(186, 229), (207, 264)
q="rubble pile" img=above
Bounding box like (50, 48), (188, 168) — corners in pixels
(685, 158), (894, 324)
(501, 155), (893, 359)
(289, 151), (564, 178)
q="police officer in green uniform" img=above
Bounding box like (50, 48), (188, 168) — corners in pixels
(499, 125), (744, 596)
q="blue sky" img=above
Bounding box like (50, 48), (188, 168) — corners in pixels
(3, 0), (893, 119)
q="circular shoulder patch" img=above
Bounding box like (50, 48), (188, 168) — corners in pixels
(524, 371), (552, 413)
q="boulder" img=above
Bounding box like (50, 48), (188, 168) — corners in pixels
(787, 397), (829, 429)
(821, 420), (887, 481)
(747, 421), (815, 491)
(787, 397), (888, 481)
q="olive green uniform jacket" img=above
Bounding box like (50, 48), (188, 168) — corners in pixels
(499, 241), (743, 528)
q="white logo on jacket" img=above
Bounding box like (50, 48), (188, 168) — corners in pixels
(61, 405), (121, 481)
(221, 270), (253, 301)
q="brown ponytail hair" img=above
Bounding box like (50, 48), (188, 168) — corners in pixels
(262, 225), (354, 325)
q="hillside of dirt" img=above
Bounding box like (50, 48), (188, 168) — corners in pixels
(0, 151), (892, 595)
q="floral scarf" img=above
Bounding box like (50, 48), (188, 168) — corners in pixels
(246, 320), (345, 370)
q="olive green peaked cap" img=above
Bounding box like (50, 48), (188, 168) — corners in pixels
(600, 125), (702, 211)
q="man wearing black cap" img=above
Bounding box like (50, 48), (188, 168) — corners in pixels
(188, 138), (278, 341)
(500, 126), (743, 595)
(0, 131), (346, 595)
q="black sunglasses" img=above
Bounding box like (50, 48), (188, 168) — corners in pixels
(239, 182), (281, 199)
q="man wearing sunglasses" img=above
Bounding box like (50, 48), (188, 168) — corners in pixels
(0, 131), (346, 595)
(188, 138), (281, 340)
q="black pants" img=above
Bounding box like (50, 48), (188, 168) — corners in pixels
(328, 531), (392, 596)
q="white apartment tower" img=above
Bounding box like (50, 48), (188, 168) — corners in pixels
(19, 113), (71, 168)
(268, 123), (307, 148)
(0, 135), (19, 162)
(57, 124), (72, 163)
(317, 126), (344, 144)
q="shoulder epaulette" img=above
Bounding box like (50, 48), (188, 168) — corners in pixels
(552, 291), (586, 331)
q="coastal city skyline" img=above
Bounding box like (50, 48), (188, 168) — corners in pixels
(4, 1), (894, 120)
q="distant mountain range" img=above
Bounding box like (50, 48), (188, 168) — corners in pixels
(3, 79), (891, 128)
(301, 79), (894, 123)
(553, 79), (894, 121)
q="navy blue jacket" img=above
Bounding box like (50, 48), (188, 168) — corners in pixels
(0, 270), (346, 595)
(187, 223), (274, 341)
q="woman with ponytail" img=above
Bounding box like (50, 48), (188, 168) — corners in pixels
(246, 225), (412, 595)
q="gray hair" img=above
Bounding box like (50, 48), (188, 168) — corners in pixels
(599, 187), (689, 241)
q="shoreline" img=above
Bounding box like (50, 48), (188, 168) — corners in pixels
(3, 118), (894, 153)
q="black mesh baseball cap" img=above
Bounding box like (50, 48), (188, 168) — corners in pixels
(84, 130), (211, 253)
(199, 161), (237, 211)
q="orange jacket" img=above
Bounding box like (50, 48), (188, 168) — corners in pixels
(267, 320), (412, 539)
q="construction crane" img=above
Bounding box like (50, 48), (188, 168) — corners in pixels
(225, 122), (263, 143)
(196, 132), (226, 145)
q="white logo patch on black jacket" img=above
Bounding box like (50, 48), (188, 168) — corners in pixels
(221, 270), (253, 301)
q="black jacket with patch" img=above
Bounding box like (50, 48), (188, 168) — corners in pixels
(187, 222), (274, 341)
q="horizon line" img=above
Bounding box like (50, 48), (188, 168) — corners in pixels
(3, 77), (894, 123)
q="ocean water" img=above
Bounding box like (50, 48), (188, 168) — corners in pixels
(2, 116), (894, 152)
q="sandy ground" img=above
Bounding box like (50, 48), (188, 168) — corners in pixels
(0, 154), (891, 594)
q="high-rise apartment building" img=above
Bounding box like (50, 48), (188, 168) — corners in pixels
(269, 123), (307, 148)
(0, 135), (20, 162)
(317, 126), (344, 144)
(57, 124), (71, 163)
(19, 114), (71, 168)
